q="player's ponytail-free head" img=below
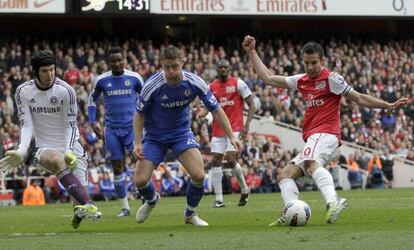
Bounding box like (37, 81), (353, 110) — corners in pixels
(107, 46), (123, 59)
(31, 50), (55, 79)
(302, 42), (324, 58)
(161, 46), (181, 60)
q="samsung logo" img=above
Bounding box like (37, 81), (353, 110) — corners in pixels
(161, 99), (191, 108)
(107, 89), (132, 96)
(30, 106), (61, 113)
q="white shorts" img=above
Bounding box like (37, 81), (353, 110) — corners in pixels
(291, 133), (339, 174)
(34, 141), (89, 186)
(211, 132), (240, 154)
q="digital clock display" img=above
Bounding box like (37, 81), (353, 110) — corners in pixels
(81, 0), (150, 13)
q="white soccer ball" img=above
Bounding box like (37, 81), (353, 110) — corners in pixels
(282, 199), (311, 226)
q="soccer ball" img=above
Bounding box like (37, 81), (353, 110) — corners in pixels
(282, 200), (311, 226)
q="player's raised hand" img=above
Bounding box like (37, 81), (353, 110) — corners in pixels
(91, 122), (104, 139)
(133, 142), (145, 160)
(389, 97), (410, 109)
(0, 150), (24, 173)
(242, 35), (256, 52)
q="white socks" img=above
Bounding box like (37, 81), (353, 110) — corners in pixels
(279, 178), (299, 205)
(312, 167), (337, 204)
(232, 163), (249, 194)
(211, 166), (223, 202)
(120, 196), (130, 210)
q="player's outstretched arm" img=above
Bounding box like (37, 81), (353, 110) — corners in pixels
(133, 112), (145, 160)
(346, 90), (410, 109)
(212, 108), (243, 154)
(242, 35), (288, 89)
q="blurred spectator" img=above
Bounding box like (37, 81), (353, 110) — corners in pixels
(380, 149), (394, 188)
(347, 153), (363, 189)
(64, 62), (80, 85)
(368, 166), (387, 189)
(366, 153), (383, 174)
(161, 169), (184, 197)
(258, 167), (277, 193)
(99, 172), (116, 201)
(22, 179), (45, 206)
(245, 168), (262, 193)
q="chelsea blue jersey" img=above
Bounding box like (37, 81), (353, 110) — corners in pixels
(136, 71), (219, 142)
(88, 69), (143, 128)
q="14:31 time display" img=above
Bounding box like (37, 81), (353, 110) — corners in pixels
(116, 0), (149, 11)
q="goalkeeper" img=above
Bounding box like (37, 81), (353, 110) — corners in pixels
(0, 50), (101, 229)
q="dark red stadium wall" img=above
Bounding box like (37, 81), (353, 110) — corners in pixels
(0, 16), (412, 39)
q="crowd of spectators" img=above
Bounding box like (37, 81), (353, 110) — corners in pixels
(0, 35), (413, 203)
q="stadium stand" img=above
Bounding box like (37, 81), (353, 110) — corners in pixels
(0, 34), (413, 203)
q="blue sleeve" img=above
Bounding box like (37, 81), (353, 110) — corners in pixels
(88, 80), (102, 124)
(88, 106), (97, 125)
(199, 89), (220, 112)
(188, 72), (220, 112)
(135, 94), (150, 114)
(135, 77), (144, 94)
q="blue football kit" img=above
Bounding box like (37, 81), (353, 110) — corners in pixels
(88, 69), (143, 160)
(136, 71), (219, 165)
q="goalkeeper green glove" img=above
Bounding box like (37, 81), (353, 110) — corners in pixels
(0, 150), (24, 173)
(65, 150), (77, 171)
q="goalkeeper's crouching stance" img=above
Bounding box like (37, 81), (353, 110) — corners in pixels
(0, 50), (101, 229)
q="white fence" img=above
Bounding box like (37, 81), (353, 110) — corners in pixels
(250, 117), (414, 190)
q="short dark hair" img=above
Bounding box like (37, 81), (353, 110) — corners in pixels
(31, 50), (55, 79)
(161, 46), (181, 60)
(107, 46), (123, 57)
(218, 59), (230, 67)
(302, 42), (324, 58)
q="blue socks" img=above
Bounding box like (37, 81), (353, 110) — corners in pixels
(138, 181), (156, 204)
(114, 173), (127, 199)
(185, 181), (204, 217)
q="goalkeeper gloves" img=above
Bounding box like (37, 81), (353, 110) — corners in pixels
(65, 150), (77, 172)
(0, 149), (25, 173)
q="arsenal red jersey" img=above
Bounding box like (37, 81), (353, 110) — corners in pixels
(285, 68), (353, 142)
(209, 77), (252, 137)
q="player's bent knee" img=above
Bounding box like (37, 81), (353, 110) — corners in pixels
(134, 176), (150, 188)
(276, 166), (300, 183)
(211, 154), (223, 166)
(304, 160), (320, 176)
(190, 172), (205, 184)
(41, 153), (66, 172)
(276, 174), (288, 184)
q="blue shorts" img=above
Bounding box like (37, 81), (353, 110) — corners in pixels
(105, 127), (134, 160)
(143, 136), (199, 166)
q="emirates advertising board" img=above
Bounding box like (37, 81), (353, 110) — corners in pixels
(150, 0), (412, 16)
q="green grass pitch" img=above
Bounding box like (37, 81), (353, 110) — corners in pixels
(0, 189), (413, 249)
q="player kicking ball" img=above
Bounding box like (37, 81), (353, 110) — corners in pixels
(243, 35), (409, 224)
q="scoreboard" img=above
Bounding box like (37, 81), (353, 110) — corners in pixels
(80, 0), (150, 14)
